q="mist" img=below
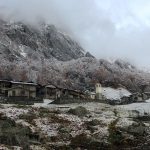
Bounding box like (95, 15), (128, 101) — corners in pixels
(0, 0), (150, 68)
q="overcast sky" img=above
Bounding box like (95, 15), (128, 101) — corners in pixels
(0, 0), (150, 67)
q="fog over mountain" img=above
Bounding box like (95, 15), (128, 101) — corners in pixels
(0, 0), (150, 67)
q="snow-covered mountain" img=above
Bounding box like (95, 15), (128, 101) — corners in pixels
(0, 18), (150, 93)
(0, 19), (93, 62)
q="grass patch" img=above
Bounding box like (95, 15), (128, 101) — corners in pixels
(38, 107), (60, 118)
(12, 104), (30, 109)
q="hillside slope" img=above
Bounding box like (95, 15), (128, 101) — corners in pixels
(0, 19), (150, 93)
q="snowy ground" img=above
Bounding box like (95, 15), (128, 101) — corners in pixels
(33, 96), (150, 118)
(118, 99), (150, 115)
(0, 105), (29, 119)
(34, 99), (54, 107)
(1, 100), (150, 149)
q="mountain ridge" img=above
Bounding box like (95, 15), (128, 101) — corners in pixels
(0, 18), (150, 93)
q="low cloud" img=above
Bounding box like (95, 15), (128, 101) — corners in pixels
(0, 0), (150, 67)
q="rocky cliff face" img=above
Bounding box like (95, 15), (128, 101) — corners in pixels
(0, 18), (150, 93)
(0, 19), (91, 62)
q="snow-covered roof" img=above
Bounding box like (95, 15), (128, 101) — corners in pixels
(0, 80), (38, 86)
(45, 85), (56, 88)
(90, 92), (96, 95)
(11, 81), (37, 86)
(102, 87), (131, 101)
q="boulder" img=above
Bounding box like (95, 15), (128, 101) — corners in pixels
(128, 122), (148, 136)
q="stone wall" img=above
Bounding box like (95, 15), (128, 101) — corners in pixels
(0, 96), (43, 105)
(51, 98), (107, 104)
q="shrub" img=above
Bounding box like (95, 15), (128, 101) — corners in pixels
(108, 118), (123, 146)
(113, 108), (118, 117)
(13, 104), (29, 109)
(86, 119), (101, 126)
(39, 107), (50, 115)
(19, 113), (37, 123)
(68, 106), (89, 117)
(58, 125), (71, 134)
(0, 116), (31, 150)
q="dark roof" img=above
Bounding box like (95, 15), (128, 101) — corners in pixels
(45, 84), (85, 95)
(0, 80), (11, 83)
(6, 86), (31, 91)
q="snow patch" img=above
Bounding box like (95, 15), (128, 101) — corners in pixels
(19, 45), (27, 57)
(117, 118), (134, 128)
(118, 102), (150, 115)
(33, 99), (54, 107)
(35, 118), (59, 137)
(0, 107), (29, 119)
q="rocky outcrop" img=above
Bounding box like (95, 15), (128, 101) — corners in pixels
(0, 20), (92, 62)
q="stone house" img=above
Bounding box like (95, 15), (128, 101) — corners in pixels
(8, 87), (31, 98)
(7, 81), (37, 98)
(45, 85), (58, 99)
(45, 84), (87, 100)
(90, 92), (96, 99)
(84, 90), (96, 100)
(59, 88), (86, 99)
(83, 83), (104, 100)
